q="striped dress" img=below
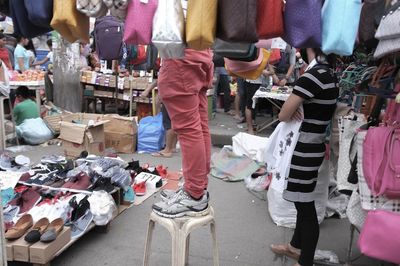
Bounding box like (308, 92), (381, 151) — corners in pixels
(283, 64), (339, 203)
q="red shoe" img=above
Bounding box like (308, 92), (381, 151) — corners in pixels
(156, 165), (168, 178)
(133, 181), (146, 196)
(19, 188), (42, 214)
(70, 173), (91, 190)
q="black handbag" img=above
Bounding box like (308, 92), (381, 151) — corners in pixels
(213, 39), (257, 62)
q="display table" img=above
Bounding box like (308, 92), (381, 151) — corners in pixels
(252, 86), (291, 132)
(10, 80), (44, 113)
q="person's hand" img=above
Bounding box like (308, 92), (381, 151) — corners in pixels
(262, 69), (273, 76)
(291, 108), (304, 122)
(141, 90), (149, 98)
(278, 79), (287, 86)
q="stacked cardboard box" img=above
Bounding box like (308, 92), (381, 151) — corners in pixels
(103, 114), (138, 153)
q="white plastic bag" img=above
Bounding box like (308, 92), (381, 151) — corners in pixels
(16, 118), (53, 145)
(267, 159), (330, 228)
(232, 132), (269, 162)
(88, 191), (118, 226)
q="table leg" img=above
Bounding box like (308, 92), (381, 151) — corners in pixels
(256, 98), (282, 133)
(35, 89), (41, 113)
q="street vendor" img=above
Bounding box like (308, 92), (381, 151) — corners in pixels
(12, 86), (39, 126)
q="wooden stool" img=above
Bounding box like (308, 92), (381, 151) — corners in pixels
(143, 206), (219, 266)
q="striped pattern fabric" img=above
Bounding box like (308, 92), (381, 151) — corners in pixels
(283, 65), (339, 202)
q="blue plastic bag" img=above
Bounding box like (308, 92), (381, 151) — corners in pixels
(138, 113), (165, 153)
(16, 118), (53, 145)
(322, 0), (362, 56)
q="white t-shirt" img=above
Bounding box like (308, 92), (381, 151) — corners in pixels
(46, 51), (53, 63)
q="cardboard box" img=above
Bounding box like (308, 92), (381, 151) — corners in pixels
(29, 227), (71, 264)
(44, 115), (62, 134)
(13, 233), (32, 262)
(59, 113), (108, 158)
(103, 115), (137, 153)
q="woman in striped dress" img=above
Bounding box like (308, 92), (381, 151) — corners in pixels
(271, 48), (339, 266)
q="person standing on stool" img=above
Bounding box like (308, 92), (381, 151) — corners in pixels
(152, 48), (213, 218)
(270, 48), (338, 266)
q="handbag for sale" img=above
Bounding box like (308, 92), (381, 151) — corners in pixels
(123, 0), (158, 45)
(226, 49), (271, 80)
(217, 0), (258, 43)
(336, 116), (365, 192)
(283, 0), (323, 48)
(359, 1), (381, 43)
(103, 0), (129, 20)
(224, 49), (264, 73)
(186, 0), (217, 50)
(358, 210), (400, 264)
(321, 0), (362, 56)
(24, 0), (53, 29)
(10, 0), (51, 38)
(346, 190), (367, 230)
(375, 5), (400, 40)
(256, 0), (285, 40)
(152, 0), (185, 59)
(76, 0), (108, 18)
(94, 16), (124, 60)
(363, 126), (400, 198)
(213, 39), (256, 61)
(51, 0), (90, 43)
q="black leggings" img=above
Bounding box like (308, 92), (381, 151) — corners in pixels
(290, 201), (319, 266)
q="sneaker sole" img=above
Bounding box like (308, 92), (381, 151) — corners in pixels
(152, 205), (210, 218)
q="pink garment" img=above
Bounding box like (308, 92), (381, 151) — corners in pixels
(158, 49), (214, 199)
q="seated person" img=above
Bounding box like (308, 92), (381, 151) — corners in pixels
(13, 86), (39, 126)
(271, 45), (297, 86)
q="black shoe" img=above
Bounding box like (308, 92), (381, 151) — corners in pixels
(71, 196), (90, 222)
(127, 160), (140, 171)
(90, 177), (115, 193)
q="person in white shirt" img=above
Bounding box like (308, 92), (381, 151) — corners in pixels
(32, 39), (53, 68)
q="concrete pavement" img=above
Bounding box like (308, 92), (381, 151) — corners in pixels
(6, 142), (389, 266)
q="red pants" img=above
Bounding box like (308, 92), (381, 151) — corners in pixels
(158, 49), (214, 199)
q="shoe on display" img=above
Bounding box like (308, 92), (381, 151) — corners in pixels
(1, 187), (15, 206)
(123, 186), (135, 204)
(5, 214), (33, 240)
(41, 155), (66, 164)
(133, 181), (146, 196)
(24, 218), (50, 243)
(19, 188), (42, 214)
(152, 190), (210, 218)
(70, 210), (94, 239)
(3, 205), (20, 225)
(90, 177), (115, 193)
(71, 195), (90, 222)
(15, 155), (30, 166)
(88, 191), (117, 226)
(40, 218), (64, 243)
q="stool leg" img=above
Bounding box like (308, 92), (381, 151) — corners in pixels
(172, 231), (180, 266)
(143, 220), (155, 266)
(347, 224), (355, 263)
(210, 222), (219, 266)
(184, 234), (190, 266)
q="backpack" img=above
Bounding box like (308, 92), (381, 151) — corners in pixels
(94, 16), (124, 60)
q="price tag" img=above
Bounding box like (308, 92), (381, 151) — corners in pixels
(271, 38), (287, 50)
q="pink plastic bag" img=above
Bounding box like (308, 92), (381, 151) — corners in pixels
(358, 210), (400, 264)
(123, 0), (158, 45)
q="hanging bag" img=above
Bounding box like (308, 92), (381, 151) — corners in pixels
(216, 0), (258, 43)
(186, 0), (217, 50)
(321, 0), (362, 56)
(256, 0), (285, 40)
(358, 210), (400, 264)
(76, 0), (108, 18)
(103, 0), (129, 20)
(358, 0), (381, 43)
(24, 0), (53, 29)
(10, 0), (51, 38)
(283, 0), (323, 48)
(363, 126), (400, 198)
(123, 0), (158, 45)
(51, 0), (90, 43)
(213, 39), (256, 61)
(94, 16), (124, 60)
(152, 0), (185, 59)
